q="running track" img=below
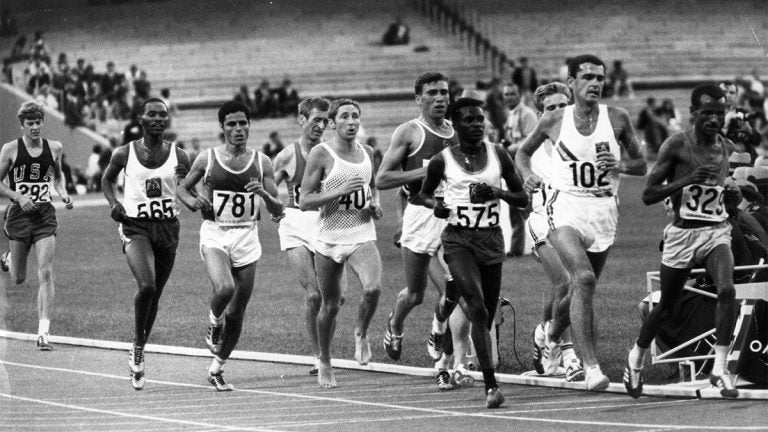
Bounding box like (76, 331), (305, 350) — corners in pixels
(1, 339), (766, 432)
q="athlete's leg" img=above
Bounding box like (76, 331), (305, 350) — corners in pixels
(390, 248), (431, 334)
(201, 246), (238, 318)
(347, 241), (381, 365)
(144, 248), (176, 342)
(538, 243), (571, 335)
(314, 252), (345, 387)
(8, 239), (31, 285)
(32, 236), (56, 335)
(124, 237), (159, 347)
(704, 244), (737, 368)
(635, 264), (690, 350)
(218, 261), (257, 360)
(286, 246), (321, 358)
(449, 305), (472, 366)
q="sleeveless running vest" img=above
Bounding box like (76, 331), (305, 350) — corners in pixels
(201, 148), (264, 226)
(9, 138), (56, 204)
(671, 132), (730, 225)
(551, 105), (620, 197)
(441, 142), (503, 228)
(401, 118), (459, 201)
(285, 141), (308, 209)
(317, 142), (376, 244)
(122, 140), (179, 219)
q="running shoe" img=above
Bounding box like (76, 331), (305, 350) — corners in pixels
(709, 372), (739, 398)
(129, 345), (145, 390)
(36, 333), (52, 351)
(383, 312), (403, 360)
(0, 251), (9, 273)
(205, 323), (223, 354)
(623, 361), (644, 398)
(450, 364), (475, 387)
(309, 357), (319, 375)
(541, 341), (561, 376)
(486, 388), (505, 409)
(585, 366), (610, 391)
(565, 359), (585, 382)
(208, 371), (234, 392)
(436, 370), (457, 391)
(427, 331), (444, 362)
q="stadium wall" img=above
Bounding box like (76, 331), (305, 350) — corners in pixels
(0, 84), (109, 170)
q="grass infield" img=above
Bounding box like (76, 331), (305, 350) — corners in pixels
(1, 174), (675, 383)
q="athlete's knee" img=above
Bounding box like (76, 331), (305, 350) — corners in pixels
(212, 280), (236, 298)
(404, 287), (424, 306)
(465, 301), (490, 326)
(306, 290), (322, 310)
(37, 266), (53, 284)
(362, 285), (381, 303)
(135, 281), (157, 297)
(320, 300), (341, 317)
(572, 269), (597, 292)
(717, 283), (736, 303)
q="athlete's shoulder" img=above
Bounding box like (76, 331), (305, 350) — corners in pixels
(606, 104), (631, 123)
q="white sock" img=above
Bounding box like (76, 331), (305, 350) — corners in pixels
(435, 353), (451, 371)
(561, 345), (578, 364)
(534, 322), (546, 347)
(628, 343), (648, 370)
(432, 314), (447, 334)
(209, 310), (224, 326)
(38, 319), (50, 336)
(209, 356), (225, 374)
(586, 364), (604, 377)
(711, 345), (729, 376)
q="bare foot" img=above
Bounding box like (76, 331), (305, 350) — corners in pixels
(317, 360), (337, 388)
(354, 331), (372, 365)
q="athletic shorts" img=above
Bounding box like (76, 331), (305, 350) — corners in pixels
(119, 217), (180, 256)
(278, 207), (319, 252)
(441, 224), (505, 265)
(400, 202), (447, 256)
(315, 240), (372, 264)
(4, 203), (57, 246)
(199, 220), (261, 267)
(546, 190), (618, 253)
(526, 187), (550, 251)
(661, 222), (732, 269)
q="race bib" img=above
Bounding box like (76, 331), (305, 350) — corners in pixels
(212, 190), (259, 225)
(16, 181), (51, 203)
(338, 184), (371, 211)
(135, 197), (176, 219)
(679, 184), (726, 222)
(451, 202), (500, 228)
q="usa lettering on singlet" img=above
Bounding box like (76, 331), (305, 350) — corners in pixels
(550, 104), (620, 197)
(401, 118), (459, 201)
(201, 148), (264, 227)
(673, 133), (730, 224)
(122, 140), (179, 219)
(441, 141), (502, 229)
(9, 138), (56, 204)
(284, 141), (307, 209)
(317, 142), (376, 245)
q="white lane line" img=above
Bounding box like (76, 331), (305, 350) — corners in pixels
(2, 360), (764, 431)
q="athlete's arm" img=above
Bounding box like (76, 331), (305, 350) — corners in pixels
(271, 145), (294, 187)
(175, 147), (191, 184)
(49, 140), (73, 209)
(516, 109), (559, 190)
(375, 122), (425, 190)
(299, 145), (363, 210)
(0, 141), (35, 211)
(102, 145), (129, 221)
(412, 153), (445, 209)
(254, 155), (285, 218)
(641, 134), (715, 205)
(611, 107), (647, 176)
(363, 144), (383, 219)
(493, 146), (529, 208)
(177, 150), (211, 212)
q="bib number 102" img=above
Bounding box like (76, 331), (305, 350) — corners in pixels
(569, 162), (609, 188)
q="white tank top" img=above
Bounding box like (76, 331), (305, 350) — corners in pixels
(551, 104), (620, 197)
(442, 141), (503, 228)
(317, 141), (377, 244)
(122, 140), (179, 219)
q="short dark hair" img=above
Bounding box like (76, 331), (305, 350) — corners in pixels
(297, 97), (331, 118)
(218, 100), (251, 124)
(141, 97), (168, 113)
(414, 72), (448, 95)
(448, 97), (485, 124)
(329, 98), (360, 120)
(690, 84), (726, 109)
(568, 54), (605, 78)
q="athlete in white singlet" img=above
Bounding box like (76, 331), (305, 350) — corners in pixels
(300, 99), (382, 388)
(517, 55), (647, 391)
(102, 98), (191, 390)
(625, 84), (741, 399)
(178, 101), (283, 391)
(273, 97), (330, 375)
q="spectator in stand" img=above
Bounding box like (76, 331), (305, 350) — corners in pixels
(30, 30), (51, 64)
(100, 61), (122, 97)
(133, 69), (151, 101)
(24, 55), (51, 96)
(8, 35), (28, 63)
(382, 16), (410, 45)
(512, 57), (538, 106)
(60, 154), (77, 195)
(35, 84), (58, 110)
(636, 97), (667, 160)
(606, 60), (635, 100)
(85, 144), (102, 192)
(262, 131), (284, 159)
(233, 85), (253, 112)
(254, 80), (277, 118)
(125, 64), (139, 99)
(558, 58), (571, 83)
(0, 9), (18, 38)
(484, 77), (507, 143)
(657, 98), (681, 135)
(277, 78), (300, 117)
